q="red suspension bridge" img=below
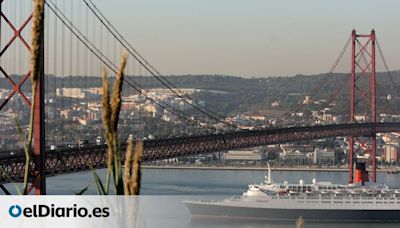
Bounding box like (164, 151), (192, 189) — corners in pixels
(0, 0), (398, 194)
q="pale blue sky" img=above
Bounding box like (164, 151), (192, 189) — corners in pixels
(94, 0), (399, 77)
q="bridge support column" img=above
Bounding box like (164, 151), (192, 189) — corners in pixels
(348, 137), (354, 183)
(348, 29), (376, 184)
(0, 0), (46, 194)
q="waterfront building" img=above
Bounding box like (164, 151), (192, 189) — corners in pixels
(313, 148), (335, 166)
(384, 143), (399, 163)
(224, 149), (266, 165)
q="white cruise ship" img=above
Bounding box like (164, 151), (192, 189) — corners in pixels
(184, 164), (400, 221)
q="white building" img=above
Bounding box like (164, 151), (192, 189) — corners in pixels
(224, 150), (263, 161)
(56, 88), (85, 99)
(384, 143), (399, 163)
(313, 148), (335, 165)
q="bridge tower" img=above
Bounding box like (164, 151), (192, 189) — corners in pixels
(0, 0), (46, 194)
(348, 29), (376, 183)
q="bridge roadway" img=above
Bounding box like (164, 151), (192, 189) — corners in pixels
(1, 122), (400, 184)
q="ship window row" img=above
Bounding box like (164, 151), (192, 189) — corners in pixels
(280, 185), (346, 191)
(286, 186), (313, 191)
(277, 196), (400, 204)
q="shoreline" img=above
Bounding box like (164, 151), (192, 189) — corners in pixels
(142, 165), (397, 172)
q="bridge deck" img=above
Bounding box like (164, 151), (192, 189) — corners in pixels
(1, 122), (399, 184)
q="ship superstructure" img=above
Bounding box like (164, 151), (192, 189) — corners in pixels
(185, 164), (400, 221)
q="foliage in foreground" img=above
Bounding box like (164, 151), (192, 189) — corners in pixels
(80, 52), (143, 195)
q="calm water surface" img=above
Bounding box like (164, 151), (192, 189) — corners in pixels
(5, 168), (400, 227)
(46, 168), (400, 195)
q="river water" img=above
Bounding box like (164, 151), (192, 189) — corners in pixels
(46, 168), (400, 195)
(5, 168), (400, 227)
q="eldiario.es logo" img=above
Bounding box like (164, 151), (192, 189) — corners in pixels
(8, 204), (109, 218)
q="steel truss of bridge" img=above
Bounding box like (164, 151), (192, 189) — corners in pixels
(1, 122), (400, 184)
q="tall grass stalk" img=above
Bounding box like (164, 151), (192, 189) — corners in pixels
(296, 216), (304, 228)
(102, 68), (113, 194)
(123, 136), (134, 194)
(130, 139), (143, 195)
(84, 51), (142, 195)
(19, 0), (45, 194)
(124, 137), (143, 195)
(102, 51), (128, 194)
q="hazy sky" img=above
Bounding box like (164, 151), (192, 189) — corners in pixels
(94, 0), (399, 77)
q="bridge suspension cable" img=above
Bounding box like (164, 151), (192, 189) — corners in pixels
(45, 0), (213, 132)
(299, 34), (396, 125)
(279, 35), (351, 120)
(44, 0), (219, 133)
(376, 38), (397, 92)
(356, 36), (397, 117)
(298, 43), (374, 124)
(81, 0), (243, 130)
(375, 38), (398, 116)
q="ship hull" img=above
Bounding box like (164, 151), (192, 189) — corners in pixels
(185, 201), (400, 221)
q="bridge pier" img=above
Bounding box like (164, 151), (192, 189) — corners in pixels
(348, 29), (376, 184)
(0, 0), (46, 194)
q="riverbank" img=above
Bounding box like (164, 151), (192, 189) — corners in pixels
(142, 165), (398, 172)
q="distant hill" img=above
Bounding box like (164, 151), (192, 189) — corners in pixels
(2, 71), (400, 115)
